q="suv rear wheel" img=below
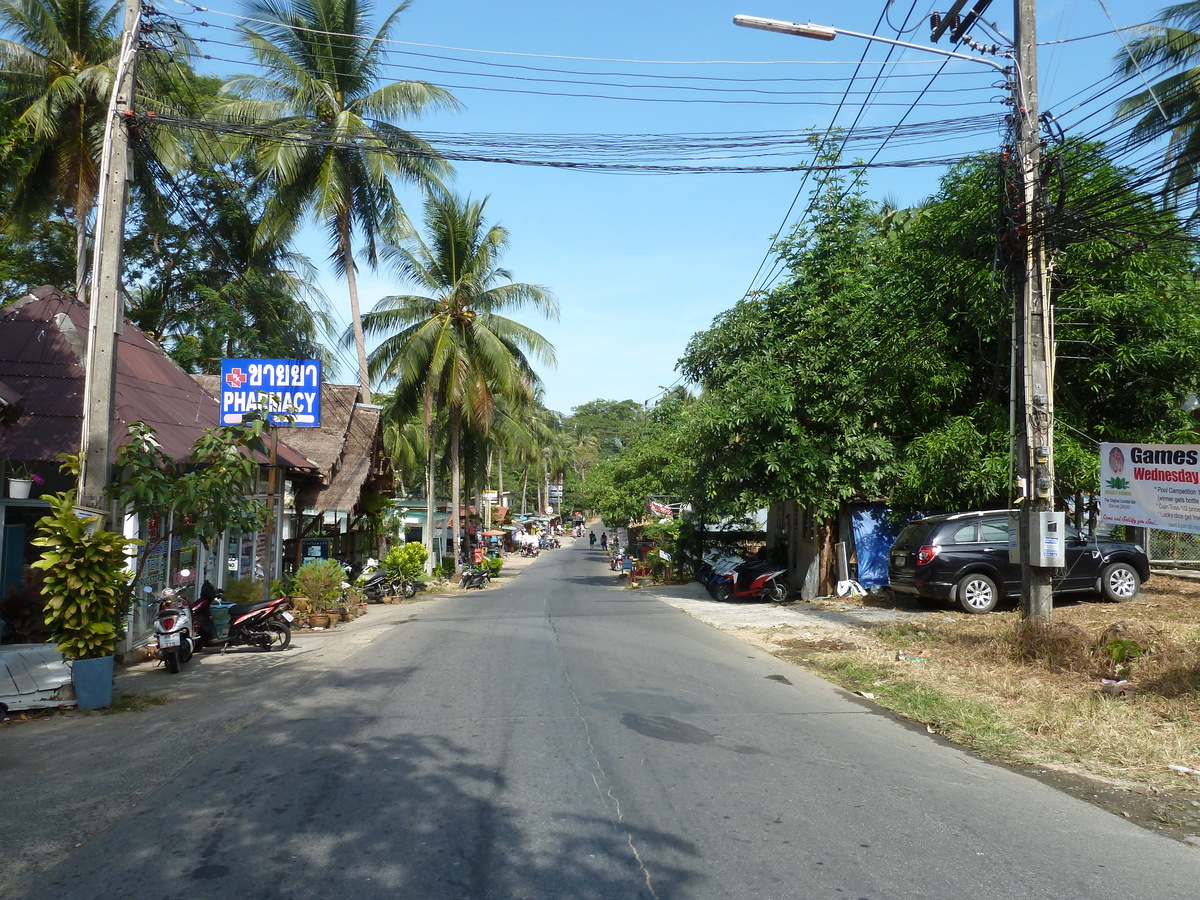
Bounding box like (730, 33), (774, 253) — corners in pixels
(1100, 561), (1141, 602)
(956, 573), (999, 614)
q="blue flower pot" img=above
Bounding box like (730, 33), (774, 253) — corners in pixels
(72, 656), (114, 709)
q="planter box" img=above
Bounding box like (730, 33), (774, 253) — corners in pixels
(72, 656), (114, 709)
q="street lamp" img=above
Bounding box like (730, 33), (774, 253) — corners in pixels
(732, 14), (1009, 71)
(735, 8), (1058, 622)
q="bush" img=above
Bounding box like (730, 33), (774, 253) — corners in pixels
(480, 556), (503, 578)
(384, 542), (429, 582)
(437, 558), (456, 579)
(223, 577), (265, 604)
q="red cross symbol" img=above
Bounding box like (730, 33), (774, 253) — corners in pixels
(225, 368), (247, 389)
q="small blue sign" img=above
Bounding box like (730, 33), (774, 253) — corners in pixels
(220, 359), (322, 427)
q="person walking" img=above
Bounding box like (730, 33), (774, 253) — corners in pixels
(589, 531), (597, 548)
(600, 532), (608, 550)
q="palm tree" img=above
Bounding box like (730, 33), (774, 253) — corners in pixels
(364, 190), (558, 573)
(216, 0), (460, 402)
(1115, 2), (1200, 207)
(0, 0), (120, 293)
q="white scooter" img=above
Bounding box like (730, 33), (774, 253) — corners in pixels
(151, 569), (199, 674)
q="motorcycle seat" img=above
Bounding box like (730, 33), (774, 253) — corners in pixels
(227, 600), (282, 619)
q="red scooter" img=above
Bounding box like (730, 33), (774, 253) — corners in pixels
(710, 560), (789, 603)
(193, 581), (294, 651)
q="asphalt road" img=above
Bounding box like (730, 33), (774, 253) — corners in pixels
(4, 538), (1200, 899)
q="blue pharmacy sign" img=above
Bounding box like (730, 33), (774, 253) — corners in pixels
(220, 359), (322, 427)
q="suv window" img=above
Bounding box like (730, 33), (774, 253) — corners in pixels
(948, 523), (978, 543)
(979, 520), (1009, 542)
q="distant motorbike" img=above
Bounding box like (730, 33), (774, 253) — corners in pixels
(460, 565), (488, 589)
(152, 582), (198, 674)
(193, 581), (294, 651)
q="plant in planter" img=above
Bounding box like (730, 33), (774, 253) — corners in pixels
(31, 490), (140, 708)
(292, 559), (346, 616)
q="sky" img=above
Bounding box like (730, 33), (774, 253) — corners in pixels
(170, 0), (1166, 415)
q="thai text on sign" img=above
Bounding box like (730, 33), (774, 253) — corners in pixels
(220, 359), (322, 427)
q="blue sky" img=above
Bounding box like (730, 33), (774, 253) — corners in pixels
(176, 0), (1165, 415)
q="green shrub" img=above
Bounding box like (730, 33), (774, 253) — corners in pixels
(480, 556), (503, 577)
(223, 577), (265, 604)
(384, 542), (429, 582)
(437, 558), (456, 578)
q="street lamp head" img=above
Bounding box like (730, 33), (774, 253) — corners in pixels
(733, 14), (836, 41)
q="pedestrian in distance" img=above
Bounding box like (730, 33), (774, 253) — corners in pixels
(600, 532), (608, 550)
(589, 531), (597, 548)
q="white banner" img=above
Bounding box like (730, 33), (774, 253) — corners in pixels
(1100, 442), (1200, 534)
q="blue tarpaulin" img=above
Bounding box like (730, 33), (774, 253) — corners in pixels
(851, 505), (900, 588)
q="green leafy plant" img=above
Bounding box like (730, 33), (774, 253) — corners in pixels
(292, 559), (346, 611)
(222, 577), (264, 604)
(110, 419), (270, 582)
(480, 556), (503, 578)
(383, 542), (429, 583)
(32, 490), (140, 660)
(1107, 638), (1145, 679)
(436, 558), (456, 579)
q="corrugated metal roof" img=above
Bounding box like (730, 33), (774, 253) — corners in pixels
(0, 287), (316, 472)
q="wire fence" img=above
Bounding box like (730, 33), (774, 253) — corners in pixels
(1148, 530), (1200, 569)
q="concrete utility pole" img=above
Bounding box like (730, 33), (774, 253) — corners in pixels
(79, 0), (142, 514)
(1013, 0), (1057, 622)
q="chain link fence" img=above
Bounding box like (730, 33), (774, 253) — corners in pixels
(1148, 529), (1200, 569)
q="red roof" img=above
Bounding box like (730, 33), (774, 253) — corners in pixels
(0, 287), (315, 471)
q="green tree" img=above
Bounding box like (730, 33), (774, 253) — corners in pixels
(0, 0), (119, 292)
(363, 190), (557, 572)
(124, 154), (337, 372)
(215, 0), (460, 402)
(1114, 1), (1200, 210)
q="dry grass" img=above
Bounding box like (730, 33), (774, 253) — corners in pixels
(770, 575), (1200, 791)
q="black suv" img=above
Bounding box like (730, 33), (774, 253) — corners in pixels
(888, 510), (1151, 614)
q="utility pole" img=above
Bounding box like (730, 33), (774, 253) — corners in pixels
(1013, 0), (1057, 622)
(79, 0), (142, 514)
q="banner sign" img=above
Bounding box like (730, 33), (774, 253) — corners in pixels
(646, 500), (675, 519)
(1100, 442), (1200, 534)
(221, 359), (321, 426)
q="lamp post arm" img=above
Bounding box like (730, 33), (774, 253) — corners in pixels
(732, 14), (1010, 72)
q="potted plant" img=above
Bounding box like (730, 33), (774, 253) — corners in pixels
(292, 559), (345, 624)
(31, 490), (139, 709)
(6, 462), (43, 499)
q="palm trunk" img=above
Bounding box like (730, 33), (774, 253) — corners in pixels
(338, 211), (371, 403)
(451, 406), (462, 576)
(75, 182), (89, 298)
(425, 416), (436, 575)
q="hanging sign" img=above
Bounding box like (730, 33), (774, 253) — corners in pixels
(221, 359), (321, 426)
(1100, 442), (1200, 534)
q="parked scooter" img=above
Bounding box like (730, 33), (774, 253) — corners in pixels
(459, 565), (488, 589)
(709, 559), (789, 603)
(356, 558), (392, 602)
(192, 581), (294, 651)
(152, 581), (198, 674)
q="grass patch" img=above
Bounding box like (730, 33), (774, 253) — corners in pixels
(768, 576), (1200, 791)
(103, 694), (173, 714)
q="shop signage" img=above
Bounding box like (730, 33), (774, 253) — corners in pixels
(220, 359), (321, 426)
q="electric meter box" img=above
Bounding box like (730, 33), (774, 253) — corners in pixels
(1008, 511), (1066, 567)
